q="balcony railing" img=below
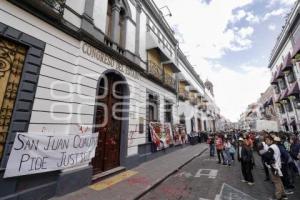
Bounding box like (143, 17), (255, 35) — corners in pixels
(44, 0), (65, 13)
(148, 60), (163, 80)
(164, 73), (176, 89)
(23, 0), (65, 18)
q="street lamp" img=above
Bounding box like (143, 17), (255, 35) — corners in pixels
(159, 6), (172, 17)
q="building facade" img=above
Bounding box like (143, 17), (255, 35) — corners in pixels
(258, 86), (279, 123)
(239, 87), (279, 132)
(268, 1), (300, 132)
(0, 0), (221, 199)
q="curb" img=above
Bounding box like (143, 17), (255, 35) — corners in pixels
(134, 145), (208, 200)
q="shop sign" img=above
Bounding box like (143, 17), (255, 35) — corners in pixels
(4, 132), (99, 178)
(82, 42), (141, 80)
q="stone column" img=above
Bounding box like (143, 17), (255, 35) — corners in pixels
(83, 0), (95, 22)
(135, 1), (142, 56)
(111, 4), (121, 43)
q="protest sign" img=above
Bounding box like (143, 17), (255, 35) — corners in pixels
(4, 132), (99, 178)
(149, 122), (173, 151)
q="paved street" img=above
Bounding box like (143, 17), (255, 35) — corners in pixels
(52, 144), (208, 200)
(140, 150), (300, 200)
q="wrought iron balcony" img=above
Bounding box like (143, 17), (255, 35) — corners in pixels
(148, 60), (163, 81)
(164, 73), (176, 89)
(43, 0), (65, 12)
(22, 0), (65, 18)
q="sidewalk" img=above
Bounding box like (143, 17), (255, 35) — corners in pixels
(52, 144), (208, 200)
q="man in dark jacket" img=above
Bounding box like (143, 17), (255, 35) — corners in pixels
(238, 137), (254, 185)
(278, 141), (294, 193)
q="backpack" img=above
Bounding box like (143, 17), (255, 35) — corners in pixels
(278, 144), (289, 165)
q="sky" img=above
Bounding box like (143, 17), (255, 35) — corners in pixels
(154, 0), (297, 122)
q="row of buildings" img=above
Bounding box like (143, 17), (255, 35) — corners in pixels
(240, 0), (300, 133)
(239, 86), (279, 132)
(0, 0), (222, 199)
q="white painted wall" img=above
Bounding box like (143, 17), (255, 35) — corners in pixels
(93, 0), (108, 32)
(65, 0), (85, 15)
(139, 12), (147, 61)
(125, 20), (136, 53)
(0, 0), (221, 159)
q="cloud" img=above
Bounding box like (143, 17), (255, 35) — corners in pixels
(155, 0), (255, 59)
(230, 10), (247, 23)
(263, 8), (289, 21)
(238, 26), (254, 38)
(193, 61), (270, 121)
(267, 0), (296, 7)
(268, 24), (276, 31)
(153, 0), (264, 121)
(228, 26), (254, 51)
(245, 12), (260, 23)
(231, 10), (260, 24)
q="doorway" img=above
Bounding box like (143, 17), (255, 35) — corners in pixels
(92, 71), (129, 174)
(197, 118), (202, 132)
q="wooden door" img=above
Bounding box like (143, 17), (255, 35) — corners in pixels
(0, 37), (27, 161)
(92, 73), (123, 174)
(197, 118), (202, 132)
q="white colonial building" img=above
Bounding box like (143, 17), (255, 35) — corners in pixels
(268, 1), (300, 132)
(0, 0), (221, 199)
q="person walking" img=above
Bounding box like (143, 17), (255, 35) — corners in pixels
(224, 138), (232, 166)
(277, 137), (294, 194)
(263, 136), (287, 200)
(229, 138), (236, 161)
(216, 134), (225, 164)
(208, 134), (215, 157)
(290, 136), (300, 175)
(238, 137), (254, 185)
(258, 135), (270, 181)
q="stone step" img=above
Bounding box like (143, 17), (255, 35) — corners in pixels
(92, 166), (126, 183)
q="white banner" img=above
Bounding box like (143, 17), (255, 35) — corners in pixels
(4, 132), (99, 178)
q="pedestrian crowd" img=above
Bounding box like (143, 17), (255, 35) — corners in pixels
(207, 130), (300, 200)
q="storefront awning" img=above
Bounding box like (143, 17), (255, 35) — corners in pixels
(288, 82), (300, 97)
(197, 93), (204, 98)
(282, 53), (293, 72)
(280, 88), (289, 100)
(162, 61), (180, 73)
(270, 74), (278, 84)
(178, 73), (190, 85)
(275, 64), (284, 79)
(202, 97), (208, 102)
(189, 85), (198, 92)
(146, 32), (169, 62)
(275, 94), (282, 103)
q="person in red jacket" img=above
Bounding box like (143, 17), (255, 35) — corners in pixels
(216, 134), (225, 164)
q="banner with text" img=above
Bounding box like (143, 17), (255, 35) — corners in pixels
(4, 132), (99, 178)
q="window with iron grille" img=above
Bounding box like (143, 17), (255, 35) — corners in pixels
(287, 71), (296, 83)
(164, 100), (173, 123)
(287, 100), (293, 112)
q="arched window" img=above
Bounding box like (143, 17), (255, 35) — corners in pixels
(105, 0), (131, 47)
